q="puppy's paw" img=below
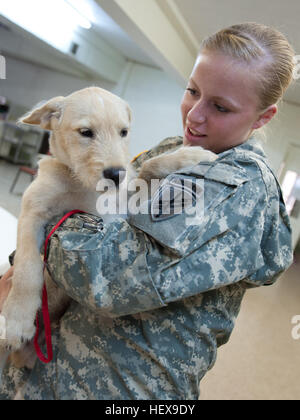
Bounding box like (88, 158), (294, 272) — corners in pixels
(138, 146), (218, 182)
(177, 147), (218, 167)
(0, 314), (36, 351)
(138, 159), (163, 183)
(0, 294), (40, 350)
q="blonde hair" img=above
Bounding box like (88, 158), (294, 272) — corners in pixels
(200, 22), (295, 111)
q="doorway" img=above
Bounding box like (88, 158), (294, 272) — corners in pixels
(279, 144), (300, 249)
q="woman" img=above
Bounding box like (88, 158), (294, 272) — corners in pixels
(0, 22), (295, 400)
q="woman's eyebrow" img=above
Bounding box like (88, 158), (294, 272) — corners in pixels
(189, 78), (240, 108)
(211, 96), (240, 109)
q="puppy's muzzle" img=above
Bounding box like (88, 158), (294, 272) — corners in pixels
(103, 167), (126, 187)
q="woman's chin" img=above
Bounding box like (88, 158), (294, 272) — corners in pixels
(183, 136), (208, 148)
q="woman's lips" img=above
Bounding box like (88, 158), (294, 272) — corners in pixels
(185, 127), (207, 143)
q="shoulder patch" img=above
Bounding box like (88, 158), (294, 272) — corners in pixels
(151, 175), (204, 222)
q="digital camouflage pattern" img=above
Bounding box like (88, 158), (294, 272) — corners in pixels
(0, 136), (293, 400)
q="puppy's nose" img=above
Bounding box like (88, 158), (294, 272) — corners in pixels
(103, 167), (126, 186)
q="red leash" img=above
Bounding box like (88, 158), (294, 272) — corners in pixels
(34, 209), (86, 363)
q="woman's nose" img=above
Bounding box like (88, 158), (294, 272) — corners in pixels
(187, 101), (206, 124)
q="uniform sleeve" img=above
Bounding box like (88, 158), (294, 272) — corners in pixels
(46, 160), (293, 318)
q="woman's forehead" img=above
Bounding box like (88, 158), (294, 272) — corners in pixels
(190, 52), (260, 107)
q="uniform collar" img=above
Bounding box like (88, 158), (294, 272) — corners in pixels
(218, 135), (267, 160)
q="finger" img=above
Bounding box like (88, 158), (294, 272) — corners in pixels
(0, 269), (13, 312)
(0, 267), (14, 284)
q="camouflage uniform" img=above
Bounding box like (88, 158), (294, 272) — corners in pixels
(0, 136), (293, 400)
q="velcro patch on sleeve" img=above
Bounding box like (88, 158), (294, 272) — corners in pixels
(151, 175), (204, 222)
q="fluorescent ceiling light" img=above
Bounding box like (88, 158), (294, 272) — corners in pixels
(64, 0), (92, 29)
(0, 0), (92, 50)
(65, 0), (93, 28)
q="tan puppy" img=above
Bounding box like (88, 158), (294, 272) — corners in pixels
(0, 86), (217, 372)
(0, 87), (132, 350)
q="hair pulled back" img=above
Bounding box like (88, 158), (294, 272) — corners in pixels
(200, 22), (295, 110)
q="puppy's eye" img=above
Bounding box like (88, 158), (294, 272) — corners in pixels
(120, 129), (128, 138)
(79, 128), (94, 138)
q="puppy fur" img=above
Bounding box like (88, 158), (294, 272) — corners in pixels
(0, 86), (217, 374)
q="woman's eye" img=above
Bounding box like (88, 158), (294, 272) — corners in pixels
(79, 129), (94, 138)
(186, 88), (197, 96)
(215, 104), (229, 113)
(120, 129), (128, 138)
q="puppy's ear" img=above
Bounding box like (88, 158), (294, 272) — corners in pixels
(19, 96), (65, 130)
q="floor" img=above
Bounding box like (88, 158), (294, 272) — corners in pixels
(0, 158), (299, 400)
(199, 260), (300, 400)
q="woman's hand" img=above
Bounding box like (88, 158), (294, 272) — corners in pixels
(0, 267), (13, 312)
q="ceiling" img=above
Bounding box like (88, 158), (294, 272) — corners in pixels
(91, 0), (300, 104)
(172, 0), (300, 105)
(72, 0), (157, 67)
(174, 0), (300, 48)
(0, 0), (299, 104)
(95, 0), (300, 105)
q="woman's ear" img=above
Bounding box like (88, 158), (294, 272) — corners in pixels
(19, 96), (65, 130)
(252, 104), (277, 129)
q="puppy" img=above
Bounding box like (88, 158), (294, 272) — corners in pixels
(0, 86), (217, 375)
(0, 87), (133, 371)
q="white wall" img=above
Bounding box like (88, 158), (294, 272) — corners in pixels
(263, 100), (300, 174)
(0, 55), (115, 112)
(0, 56), (184, 159)
(113, 61), (184, 158)
(259, 99), (300, 248)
